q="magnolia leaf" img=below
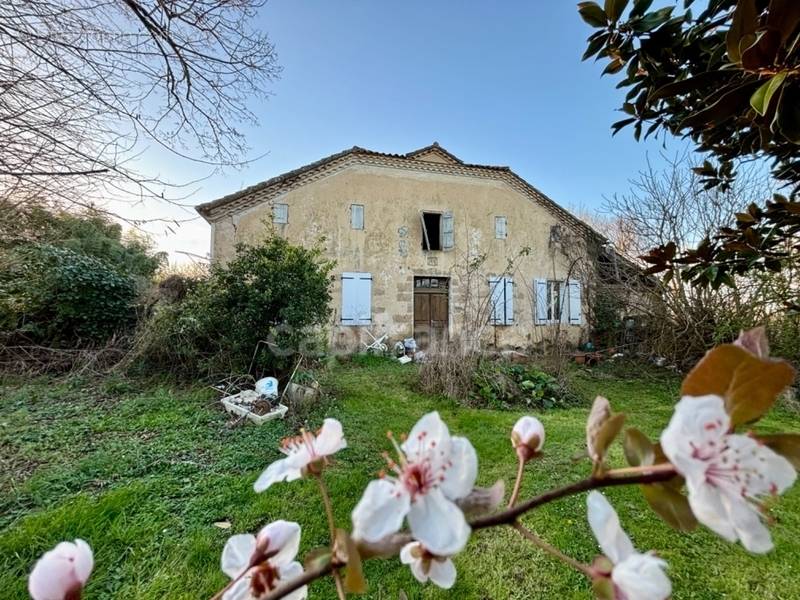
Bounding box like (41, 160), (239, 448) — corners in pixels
(681, 344), (795, 426)
(756, 434), (800, 469)
(593, 412), (627, 463)
(623, 428), (654, 467)
(750, 72), (787, 116)
(641, 482), (698, 532)
(767, 0), (800, 44)
(630, 0), (654, 18)
(604, 0), (629, 22)
(649, 70), (729, 101)
(578, 2), (609, 27)
(774, 84), (800, 143)
(726, 0), (757, 63)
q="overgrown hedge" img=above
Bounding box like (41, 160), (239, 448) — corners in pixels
(131, 237), (335, 378)
(0, 244), (137, 344)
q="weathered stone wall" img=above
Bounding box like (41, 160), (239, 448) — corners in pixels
(209, 161), (591, 350)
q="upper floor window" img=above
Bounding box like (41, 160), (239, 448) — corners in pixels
(420, 210), (454, 251)
(350, 204), (364, 230)
(273, 203), (288, 224)
(495, 216), (508, 239)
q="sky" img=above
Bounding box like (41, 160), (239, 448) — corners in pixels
(123, 0), (679, 264)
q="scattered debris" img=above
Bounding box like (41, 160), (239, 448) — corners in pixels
(284, 382), (320, 405)
(213, 521), (232, 530)
(398, 355), (412, 365)
(255, 376), (278, 399)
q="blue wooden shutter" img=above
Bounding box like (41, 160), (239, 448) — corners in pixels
(442, 211), (454, 250)
(341, 272), (372, 325)
(534, 278), (548, 324)
(504, 277), (514, 324)
(351, 204), (364, 230)
(495, 216), (507, 239)
(488, 276), (503, 324)
(568, 279), (582, 325)
(272, 203), (288, 224)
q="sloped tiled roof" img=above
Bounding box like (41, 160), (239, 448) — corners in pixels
(194, 143), (607, 245)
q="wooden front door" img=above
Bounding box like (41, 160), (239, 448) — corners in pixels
(413, 277), (449, 349)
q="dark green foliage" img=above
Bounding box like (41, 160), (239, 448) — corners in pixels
(1, 202), (166, 279)
(579, 0), (800, 191)
(471, 361), (580, 409)
(591, 285), (626, 347)
(0, 244), (136, 343)
(134, 237), (335, 378)
(579, 0), (800, 285)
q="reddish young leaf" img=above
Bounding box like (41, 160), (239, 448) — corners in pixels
(681, 344), (795, 426)
(641, 482), (698, 532)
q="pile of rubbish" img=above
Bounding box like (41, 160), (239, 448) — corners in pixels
(394, 337), (426, 364)
(220, 376), (288, 425)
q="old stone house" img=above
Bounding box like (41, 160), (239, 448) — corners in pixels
(196, 143), (610, 351)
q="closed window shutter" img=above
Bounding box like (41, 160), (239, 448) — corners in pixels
(350, 204), (364, 230)
(488, 276), (503, 324)
(442, 211), (454, 250)
(568, 279), (582, 325)
(273, 203), (288, 224)
(534, 278), (548, 324)
(504, 277), (514, 324)
(341, 272), (372, 325)
(559, 281), (570, 324)
(495, 216), (507, 239)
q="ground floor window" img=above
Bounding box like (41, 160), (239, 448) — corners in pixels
(341, 272), (372, 325)
(535, 278), (581, 325)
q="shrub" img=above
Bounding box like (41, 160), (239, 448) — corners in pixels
(419, 348), (580, 410)
(132, 237), (335, 378)
(472, 360), (579, 410)
(1, 202), (167, 280)
(0, 244), (137, 344)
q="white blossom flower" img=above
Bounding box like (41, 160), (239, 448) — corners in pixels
(511, 415), (545, 461)
(221, 520), (306, 600)
(28, 539), (94, 600)
(660, 394), (797, 553)
(254, 418), (346, 492)
(399, 541), (457, 589)
(351, 411), (477, 556)
(587, 491), (671, 600)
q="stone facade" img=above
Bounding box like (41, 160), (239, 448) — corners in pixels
(197, 144), (602, 351)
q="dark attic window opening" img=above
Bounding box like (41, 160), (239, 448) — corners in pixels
(422, 212), (441, 251)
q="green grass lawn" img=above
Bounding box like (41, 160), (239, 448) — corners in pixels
(2, 358), (799, 599)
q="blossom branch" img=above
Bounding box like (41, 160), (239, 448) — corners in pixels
(471, 468), (677, 530)
(261, 559), (334, 600)
(260, 469), (679, 599)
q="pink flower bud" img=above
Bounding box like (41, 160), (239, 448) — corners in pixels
(28, 539), (93, 600)
(511, 416), (545, 462)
